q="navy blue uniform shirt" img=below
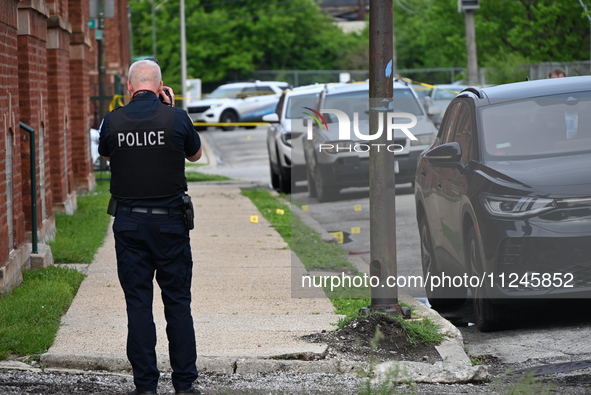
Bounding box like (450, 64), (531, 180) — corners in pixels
(98, 91), (201, 208)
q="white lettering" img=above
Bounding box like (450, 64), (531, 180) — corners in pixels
(386, 112), (417, 141)
(148, 131), (156, 145)
(306, 109), (418, 142)
(118, 131), (167, 147)
(318, 143), (405, 153)
(353, 111), (383, 141)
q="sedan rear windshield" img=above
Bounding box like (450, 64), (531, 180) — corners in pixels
(481, 93), (591, 160)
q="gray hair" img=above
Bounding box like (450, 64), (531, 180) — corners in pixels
(128, 59), (162, 87)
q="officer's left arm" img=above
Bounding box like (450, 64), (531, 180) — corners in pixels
(182, 111), (202, 162)
(187, 146), (202, 162)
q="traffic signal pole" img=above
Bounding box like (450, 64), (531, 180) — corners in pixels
(368, 0), (401, 316)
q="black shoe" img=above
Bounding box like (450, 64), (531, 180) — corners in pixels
(176, 387), (200, 395)
(128, 390), (158, 395)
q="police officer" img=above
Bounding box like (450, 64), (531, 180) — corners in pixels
(98, 59), (202, 395)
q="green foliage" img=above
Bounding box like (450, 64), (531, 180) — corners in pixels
(48, 181), (111, 263)
(485, 50), (530, 84)
(0, 266), (85, 360)
(394, 0), (591, 79)
(129, 0), (367, 90)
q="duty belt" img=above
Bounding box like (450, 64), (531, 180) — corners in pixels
(117, 206), (184, 215)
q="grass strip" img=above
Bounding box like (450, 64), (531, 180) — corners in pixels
(0, 266), (85, 360)
(185, 171), (231, 182)
(48, 181), (111, 263)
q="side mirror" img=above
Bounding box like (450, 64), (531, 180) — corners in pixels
(424, 142), (462, 167)
(262, 113), (279, 123)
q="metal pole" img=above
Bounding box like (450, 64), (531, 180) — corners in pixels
(98, 0), (107, 118)
(464, 9), (478, 85)
(368, 0), (400, 315)
(19, 122), (38, 254)
(180, 0), (187, 110)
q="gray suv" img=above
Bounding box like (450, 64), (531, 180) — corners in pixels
(264, 84), (325, 194)
(303, 80), (438, 202)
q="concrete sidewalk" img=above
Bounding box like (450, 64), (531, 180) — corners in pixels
(42, 183), (347, 374)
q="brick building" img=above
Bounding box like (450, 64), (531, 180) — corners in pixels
(0, 0), (130, 293)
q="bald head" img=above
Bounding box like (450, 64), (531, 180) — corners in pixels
(127, 60), (163, 95)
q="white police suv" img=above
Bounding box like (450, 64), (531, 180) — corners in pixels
(187, 81), (290, 131)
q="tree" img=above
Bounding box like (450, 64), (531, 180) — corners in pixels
(129, 0), (366, 90)
(393, 0), (590, 82)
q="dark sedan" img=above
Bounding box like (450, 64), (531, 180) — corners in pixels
(414, 76), (591, 331)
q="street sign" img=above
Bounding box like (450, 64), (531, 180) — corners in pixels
(88, 19), (97, 29)
(90, 0), (115, 18)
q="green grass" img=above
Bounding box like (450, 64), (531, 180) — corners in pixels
(185, 171), (231, 182)
(48, 181), (112, 263)
(0, 266), (85, 360)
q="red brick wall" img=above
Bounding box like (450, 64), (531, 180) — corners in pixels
(0, 0), (131, 291)
(47, 22), (73, 207)
(18, 4), (51, 233)
(0, 1), (22, 261)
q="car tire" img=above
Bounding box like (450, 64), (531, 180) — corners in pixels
(315, 166), (337, 202)
(269, 160), (280, 190)
(304, 150), (318, 198)
(279, 165), (292, 194)
(419, 215), (467, 310)
(220, 110), (238, 131)
(468, 226), (511, 332)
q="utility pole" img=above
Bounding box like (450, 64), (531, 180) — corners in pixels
(367, 0), (401, 316)
(459, 0), (480, 85)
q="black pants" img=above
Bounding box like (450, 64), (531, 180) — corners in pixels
(114, 210), (198, 393)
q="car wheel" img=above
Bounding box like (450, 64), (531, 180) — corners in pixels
(279, 166), (292, 194)
(269, 160), (280, 190)
(220, 110), (238, 131)
(315, 167), (337, 202)
(468, 226), (510, 332)
(419, 215), (466, 310)
(306, 165), (317, 198)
